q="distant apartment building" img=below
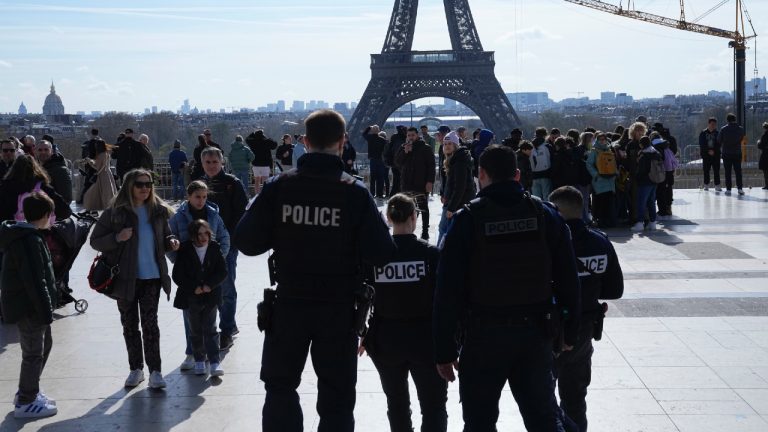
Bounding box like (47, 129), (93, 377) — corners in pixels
(333, 102), (348, 113)
(616, 93), (634, 105)
(747, 77), (767, 98)
(277, 100), (286, 112)
(600, 92), (616, 104)
(506, 92), (551, 110)
(292, 100), (305, 112)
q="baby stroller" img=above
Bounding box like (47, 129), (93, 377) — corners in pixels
(45, 212), (98, 313)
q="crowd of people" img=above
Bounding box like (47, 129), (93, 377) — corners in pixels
(0, 108), (766, 431)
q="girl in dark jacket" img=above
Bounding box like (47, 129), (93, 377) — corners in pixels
(0, 155), (72, 222)
(632, 137), (662, 232)
(172, 219), (228, 377)
(362, 194), (447, 432)
(90, 169), (179, 389)
(438, 131), (476, 245)
(759, 122), (768, 189)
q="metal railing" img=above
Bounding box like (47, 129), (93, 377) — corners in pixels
(674, 145), (764, 188)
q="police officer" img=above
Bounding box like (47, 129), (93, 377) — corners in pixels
(235, 109), (396, 432)
(433, 145), (582, 431)
(362, 193), (447, 432)
(549, 186), (624, 432)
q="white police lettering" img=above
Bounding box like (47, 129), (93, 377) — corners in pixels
(484, 218), (538, 236)
(577, 255), (608, 277)
(374, 261), (427, 283)
(281, 205), (341, 227)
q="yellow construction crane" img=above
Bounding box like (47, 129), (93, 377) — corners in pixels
(563, 0), (757, 125)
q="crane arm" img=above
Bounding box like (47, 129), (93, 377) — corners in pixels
(563, 0), (742, 41)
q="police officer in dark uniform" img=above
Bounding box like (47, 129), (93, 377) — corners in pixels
(235, 109), (396, 432)
(362, 193), (447, 432)
(549, 186), (624, 432)
(433, 145), (582, 431)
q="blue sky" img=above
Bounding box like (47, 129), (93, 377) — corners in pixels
(0, 0), (766, 113)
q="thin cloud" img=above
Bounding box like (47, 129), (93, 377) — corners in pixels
(495, 27), (562, 43)
(0, 60), (12, 68)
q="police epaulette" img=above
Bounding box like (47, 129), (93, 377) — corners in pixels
(590, 227), (610, 240)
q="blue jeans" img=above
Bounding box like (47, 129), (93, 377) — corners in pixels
(531, 177), (553, 200)
(218, 248), (239, 336)
(437, 207), (450, 246)
(235, 170), (251, 196)
(459, 322), (564, 431)
(171, 171), (185, 200)
(636, 184), (657, 223)
(369, 159), (387, 197)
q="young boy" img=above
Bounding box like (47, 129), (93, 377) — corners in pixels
(548, 186), (624, 432)
(0, 192), (59, 418)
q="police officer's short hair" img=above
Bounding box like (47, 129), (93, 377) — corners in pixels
(479, 145), (517, 182)
(305, 109), (346, 149)
(386, 193), (417, 224)
(201, 147), (223, 161)
(549, 186), (583, 220)
(22, 192), (54, 222)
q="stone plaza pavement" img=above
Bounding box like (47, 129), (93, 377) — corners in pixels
(0, 188), (767, 431)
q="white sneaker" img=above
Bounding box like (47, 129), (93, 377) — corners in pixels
(14, 394), (57, 418)
(180, 355), (195, 371)
(738, 188), (745, 195)
(14, 391), (55, 406)
(647, 222), (657, 231)
(148, 371), (166, 389)
(124, 369), (145, 388)
(194, 361), (207, 376)
(630, 222), (644, 232)
(715, 186), (722, 192)
(210, 362), (224, 377)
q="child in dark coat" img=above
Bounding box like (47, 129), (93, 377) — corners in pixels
(0, 192), (59, 418)
(172, 219), (228, 377)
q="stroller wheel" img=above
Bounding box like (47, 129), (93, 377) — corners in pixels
(75, 299), (88, 313)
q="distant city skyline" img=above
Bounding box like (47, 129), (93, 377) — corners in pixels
(1, 0), (767, 113)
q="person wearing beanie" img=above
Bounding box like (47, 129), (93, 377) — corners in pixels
(438, 131), (476, 244)
(168, 139), (189, 200)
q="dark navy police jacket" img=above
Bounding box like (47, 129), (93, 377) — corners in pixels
(433, 180), (582, 364)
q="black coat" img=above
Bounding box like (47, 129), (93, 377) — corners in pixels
(204, 170), (248, 232)
(442, 147), (476, 212)
(172, 240), (228, 309)
(363, 127), (386, 160)
(246, 132), (277, 167)
(276, 143), (294, 166)
(394, 139), (436, 193)
(551, 146), (581, 188)
(43, 153), (73, 204)
(516, 151), (533, 191)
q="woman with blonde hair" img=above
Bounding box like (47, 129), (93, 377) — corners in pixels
(438, 131), (475, 245)
(90, 169), (179, 390)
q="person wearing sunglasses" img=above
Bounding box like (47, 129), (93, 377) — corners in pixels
(90, 169), (180, 391)
(0, 139), (18, 180)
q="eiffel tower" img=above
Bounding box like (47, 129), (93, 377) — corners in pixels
(348, 0), (520, 148)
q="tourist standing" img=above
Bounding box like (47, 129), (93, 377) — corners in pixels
(698, 118), (721, 191)
(36, 140), (72, 205)
(395, 127), (435, 240)
(137, 134), (154, 171)
(275, 135), (295, 171)
(89, 169), (179, 389)
(82, 140), (117, 211)
(80, 129), (101, 203)
(530, 127), (554, 199)
(438, 131), (475, 245)
(632, 137), (662, 232)
(718, 113), (746, 195)
(292, 135), (306, 167)
(0, 138), (17, 180)
(168, 140), (188, 201)
(364, 125), (388, 198)
(0, 155), (71, 222)
(386, 126), (408, 196)
(246, 130), (277, 194)
(342, 137), (357, 175)
(228, 135), (255, 196)
(586, 132), (618, 228)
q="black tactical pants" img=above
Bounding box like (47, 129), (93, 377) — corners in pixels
(414, 194), (430, 234)
(459, 322), (564, 432)
(554, 321), (595, 432)
(367, 318), (448, 432)
(261, 299), (358, 432)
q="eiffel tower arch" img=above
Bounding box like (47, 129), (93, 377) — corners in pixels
(348, 0), (520, 148)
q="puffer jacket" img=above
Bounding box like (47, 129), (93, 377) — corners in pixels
(394, 139), (436, 193)
(443, 147), (476, 212)
(168, 201), (230, 262)
(228, 141), (255, 172)
(0, 221), (57, 324)
(90, 203), (175, 301)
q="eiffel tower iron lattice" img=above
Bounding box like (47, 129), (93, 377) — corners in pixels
(348, 0), (520, 148)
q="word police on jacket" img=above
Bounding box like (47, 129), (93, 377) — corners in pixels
(282, 205), (341, 227)
(375, 261), (427, 283)
(485, 217), (538, 236)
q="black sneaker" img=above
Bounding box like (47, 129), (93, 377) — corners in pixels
(421, 231), (430, 241)
(231, 326), (240, 336)
(220, 334), (234, 351)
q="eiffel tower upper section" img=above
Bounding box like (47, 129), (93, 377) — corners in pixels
(347, 0), (520, 147)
